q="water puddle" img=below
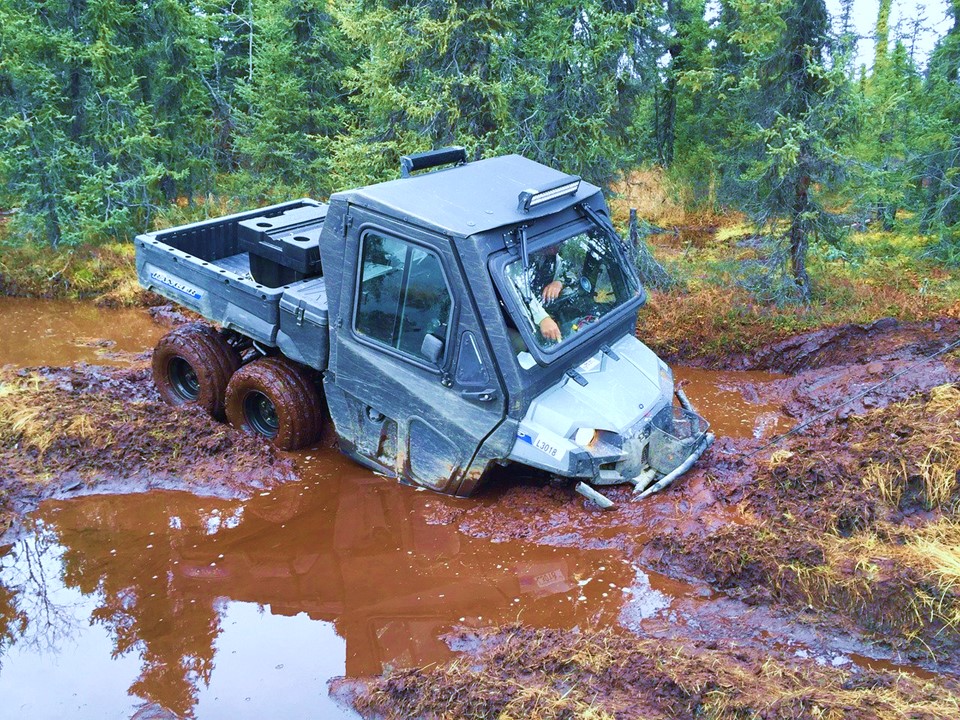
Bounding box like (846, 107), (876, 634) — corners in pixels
(0, 298), (867, 716)
(0, 452), (656, 718)
(846, 652), (942, 681)
(0, 297), (164, 367)
(675, 367), (789, 439)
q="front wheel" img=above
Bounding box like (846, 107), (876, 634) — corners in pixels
(224, 357), (324, 450)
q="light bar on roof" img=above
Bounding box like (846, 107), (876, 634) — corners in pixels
(517, 175), (581, 213)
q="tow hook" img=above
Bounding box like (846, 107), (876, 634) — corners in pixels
(574, 481), (615, 509)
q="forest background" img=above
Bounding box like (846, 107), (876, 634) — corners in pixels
(1, 0), (958, 353)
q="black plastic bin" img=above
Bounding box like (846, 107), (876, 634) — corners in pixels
(239, 204), (328, 287)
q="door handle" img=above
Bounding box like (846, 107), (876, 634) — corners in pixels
(461, 388), (498, 402)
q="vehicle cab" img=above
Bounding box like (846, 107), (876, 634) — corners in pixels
(320, 149), (713, 506)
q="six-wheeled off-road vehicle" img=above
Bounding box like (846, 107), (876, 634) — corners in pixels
(137, 148), (713, 506)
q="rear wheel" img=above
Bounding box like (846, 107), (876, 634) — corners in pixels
(225, 357), (324, 450)
(152, 323), (241, 419)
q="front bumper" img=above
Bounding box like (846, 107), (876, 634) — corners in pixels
(575, 404), (713, 508)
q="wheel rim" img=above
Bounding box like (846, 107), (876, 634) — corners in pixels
(169, 356), (200, 401)
(244, 391), (279, 438)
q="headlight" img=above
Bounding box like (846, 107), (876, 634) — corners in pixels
(573, 427), (597, 446)
(659, 363), (673, 390)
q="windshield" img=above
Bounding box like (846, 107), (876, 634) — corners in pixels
(503, 224), (641, 352)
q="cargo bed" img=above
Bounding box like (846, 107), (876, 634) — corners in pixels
(135, 199), (330, 368)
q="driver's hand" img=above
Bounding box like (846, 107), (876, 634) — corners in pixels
(541, 280), (563, 303)
(539, 316), (562, 342)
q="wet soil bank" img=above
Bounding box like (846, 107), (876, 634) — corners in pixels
(0, 361), (294, 544)
(339, 317), (960, 717)
(665, 316), (960, 374)
(343, 625), (960, 719)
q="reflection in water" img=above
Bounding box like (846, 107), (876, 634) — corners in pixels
(0, 560), (27, 667)
(0, 452), (641, 717)
(0, 528), (83, 659)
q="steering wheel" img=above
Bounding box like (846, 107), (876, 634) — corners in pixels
(543, 291), (579, 313)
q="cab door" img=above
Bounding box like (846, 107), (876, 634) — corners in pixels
(327, 207), (506, 495)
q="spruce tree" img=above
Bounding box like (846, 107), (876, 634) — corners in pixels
(714, 0), (852, 299)
(0, 0), (82, 246)
(234, 0), (352, 197)
(655, 0), (709, 167)
(916, 0), (960, 255)
(329, 0), (653, 188)
(0, 0), (225, 245)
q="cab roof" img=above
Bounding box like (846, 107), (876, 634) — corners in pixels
(332, 154), (602, 238)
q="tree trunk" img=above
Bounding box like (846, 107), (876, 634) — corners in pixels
(789, 174), (811, 298)
(44, 199), (63, 249)
(919, 169), (940, 234)
(658, 74), (677, 166)
(67, 0), (87, 141)
(657, 0), (689, 166)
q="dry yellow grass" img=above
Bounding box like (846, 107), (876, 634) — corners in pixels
(786, 519), (960, 645)
(0, 368), (183, 476)
(768, 449), (795, 467)
(688, 384), (960, 656)
(784, 386), (960, 643)
(608, 167), (687, 226)
(856, 384), (960, 511)
(0, 374), (57, 455)
(499, 686), (615, 720)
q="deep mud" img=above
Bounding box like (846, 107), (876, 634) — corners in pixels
(365, 316), (960, 713)
(0, 330), (294, 543)
(3, 300), (960, 718)
(673, 316), (960, 373)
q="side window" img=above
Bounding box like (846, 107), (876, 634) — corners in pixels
(355, 232), (453, 363)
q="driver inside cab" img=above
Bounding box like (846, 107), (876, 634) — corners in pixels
(517, 244), (570, 343)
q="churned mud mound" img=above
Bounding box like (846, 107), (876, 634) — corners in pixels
(650, 385), (960, 661)
(686, 317), (960, 373)
(0, 363), (295, 541)
(147, 302), (200, 327)
(416, 316), (960, 681)
(343, 624), (960, 719)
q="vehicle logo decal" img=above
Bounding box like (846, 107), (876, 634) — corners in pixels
(150, 269), (203, 301)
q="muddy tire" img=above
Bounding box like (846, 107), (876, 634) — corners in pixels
(152, 323), (241, 419)
(225, 357), (324, 451)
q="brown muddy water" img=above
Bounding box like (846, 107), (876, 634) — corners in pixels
(0, 456), (650, 718)
(0, 297), (165, 367)
(674, 367), (789, 439)
(0, 298), (800, 718)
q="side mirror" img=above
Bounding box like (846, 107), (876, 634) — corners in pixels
(421, 334), (444, 365)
